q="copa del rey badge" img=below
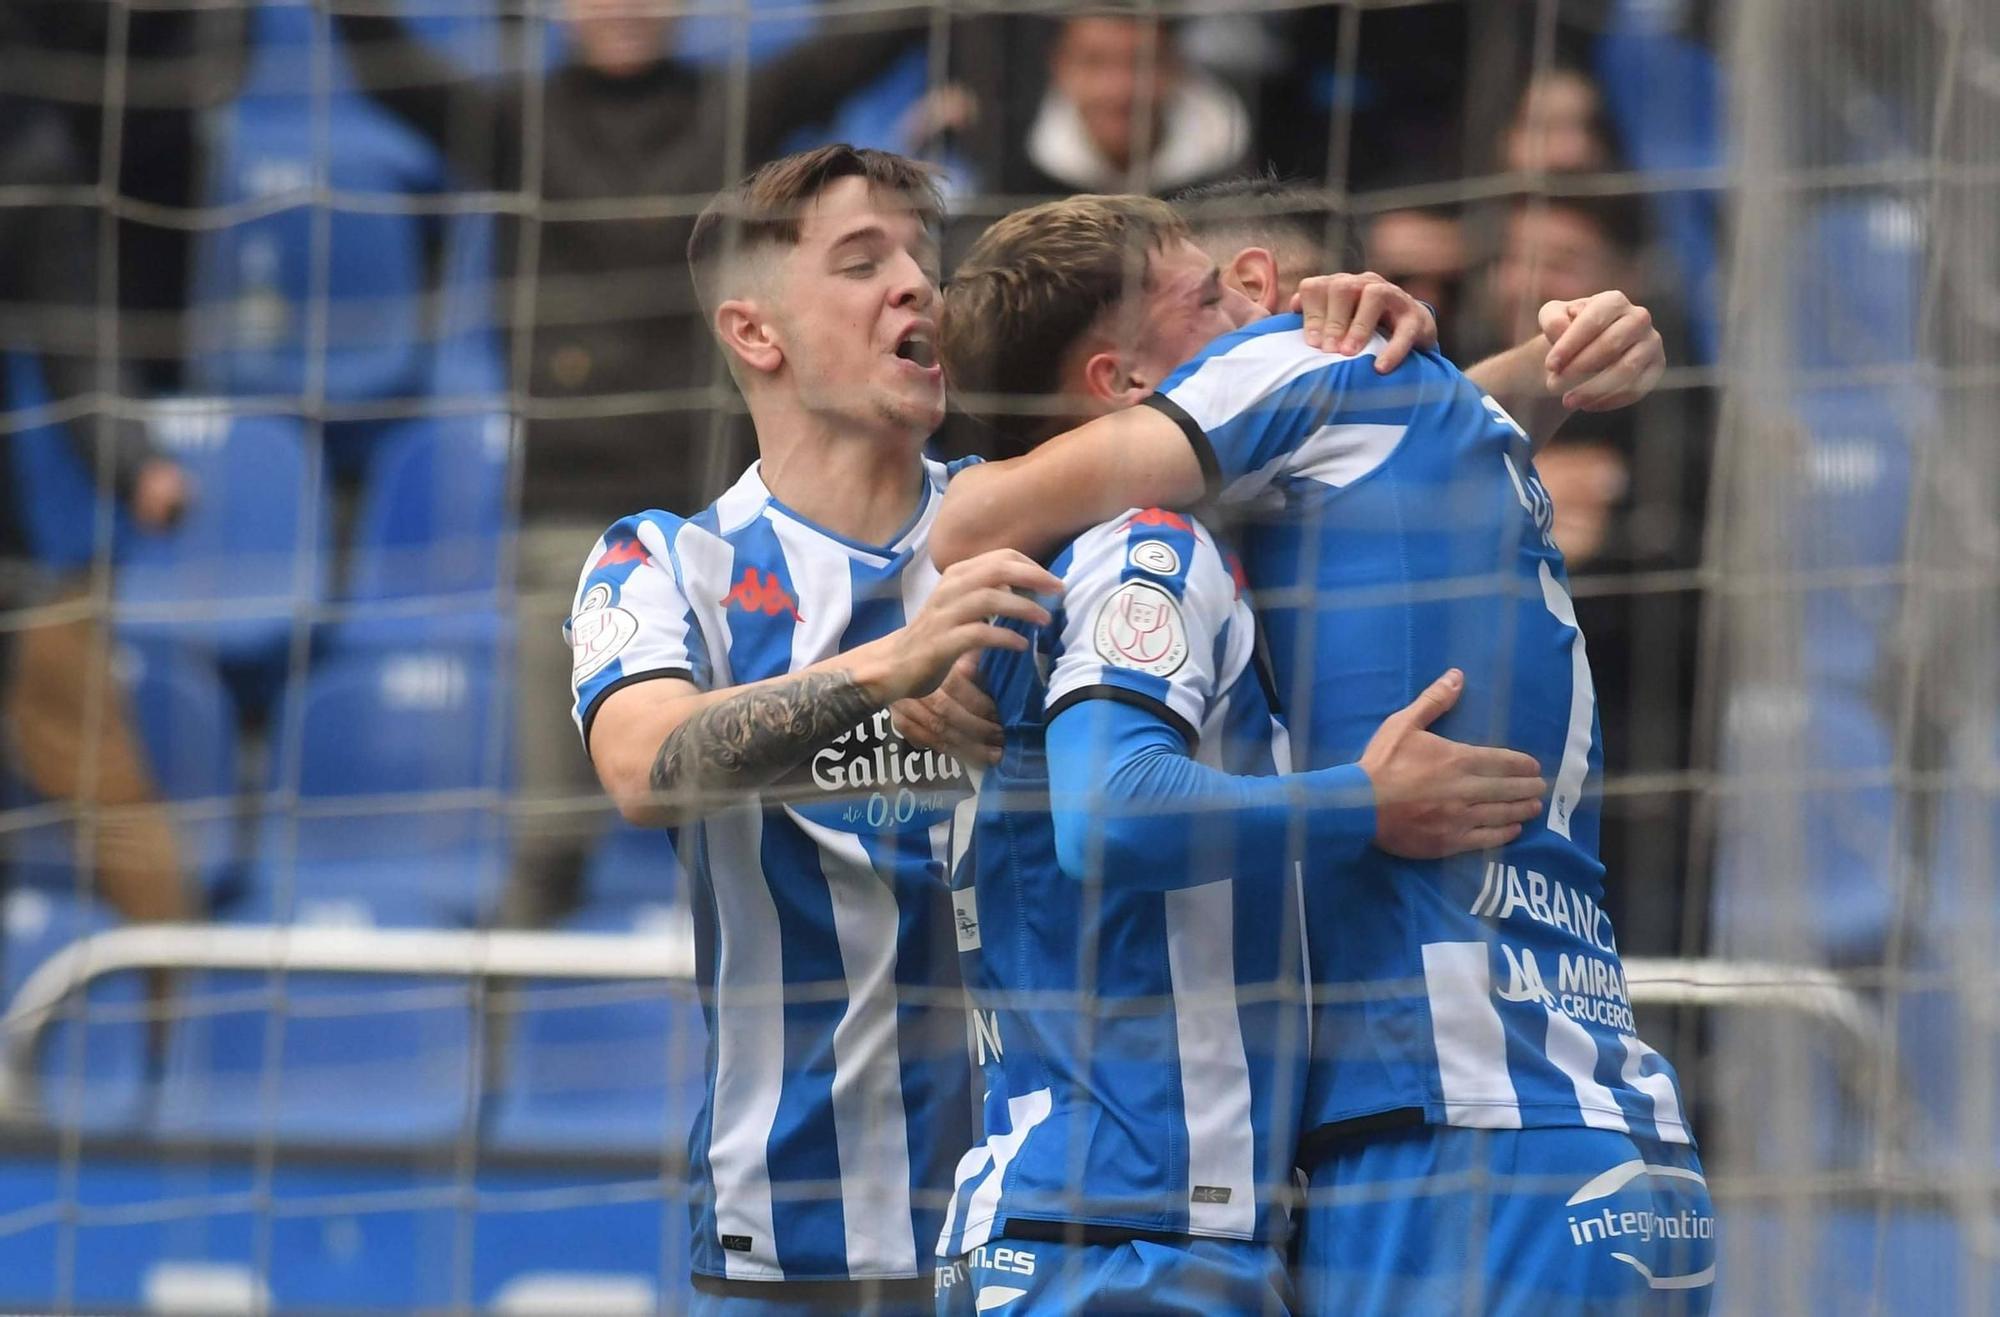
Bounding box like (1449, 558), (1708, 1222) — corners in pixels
(1093, 580), (1189, 677)
(570, 582), (640, 682)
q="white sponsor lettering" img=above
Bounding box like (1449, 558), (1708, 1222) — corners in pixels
(970, 1245), (1037, 1276)
(1563, 1161), (1716, 1291)
(1498, 945), (1558, 1010)
(972, 1009), (1004, 1066)
(1475, 863), (1617, 955)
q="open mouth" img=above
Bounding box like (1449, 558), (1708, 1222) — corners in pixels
(894, 327), (939, 371)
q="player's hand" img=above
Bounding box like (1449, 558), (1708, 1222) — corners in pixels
(1359, 669), (1546, 859)
(1539, 292), (1664, 412)
(874, 549), (1061, 703)
(129, 458), (190, 530)
(1293, 271), (1438, 372)
(892, 652), (1004, 765)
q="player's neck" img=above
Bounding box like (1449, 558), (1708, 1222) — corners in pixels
(754, 408), (927, 546)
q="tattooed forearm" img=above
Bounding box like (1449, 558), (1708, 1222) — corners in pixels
(649, 669), (880, 812)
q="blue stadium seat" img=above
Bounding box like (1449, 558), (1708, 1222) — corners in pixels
(0, 353), (128, 571)
(188, 2), (448, 412)
(114, 406), (327, 693)
(248, 649), (510, 924)
(156, 965), (478, 1144)
(1595, 0), (1724, 361)
(579, 818), (683, 910)
(1, 890), (149, 1132)
(331, 413), (513, 653)
(487, 904), (705, 1155)
(1791, 197), (1926, 374)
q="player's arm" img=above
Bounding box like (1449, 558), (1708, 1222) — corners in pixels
(586, 547), (1060, 826)
(1050, 669), (1547, 888)
(1463, 291), (1665, 453)
(1037, 523), (1544, 886)
(931, 281), (1441, 568)
(931, 407), (1205, 568)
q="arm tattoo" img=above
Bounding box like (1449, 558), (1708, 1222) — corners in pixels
(650, 669), (880, 812)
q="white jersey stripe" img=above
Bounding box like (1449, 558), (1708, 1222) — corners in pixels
(806, 821), (921, 1277)
(1421, 942), (1523, 1129)
(1165, 880), (1259, 1239)
(1538, 562), (1596, 841)
(703, 803), (785, 1280)
(1544, 1006), (1631, 1133)
(1621, 1035), (1693, 1143)
(936, 1143), (995, 1255)
(1170, 330), (1381, 450)
(958, 1088), (1054, 1252)
(673, 522), (737, 690)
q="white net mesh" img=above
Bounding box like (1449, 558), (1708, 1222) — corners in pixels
(0, 0), (1993, 1312)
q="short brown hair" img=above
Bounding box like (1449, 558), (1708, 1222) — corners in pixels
(941, 194), (1188, 449)
(687, 144), (943, 314)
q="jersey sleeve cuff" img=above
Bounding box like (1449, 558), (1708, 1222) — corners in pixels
(1140, 392), (1221, 498)
(1045, 683), (1198, 753)
(579, 668), (695, 755)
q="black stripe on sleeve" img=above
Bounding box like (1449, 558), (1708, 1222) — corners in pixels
(1044, 683), (1199, 754)
(1141, 392), (1221, 498)
(580, 668), (695, 755)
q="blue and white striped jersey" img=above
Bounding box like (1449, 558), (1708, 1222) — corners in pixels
(568, 458), (975, 1285)
(936, 509), (1310, 1255)
(1146, 314), (1693, 1146)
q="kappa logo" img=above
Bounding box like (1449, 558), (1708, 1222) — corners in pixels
(1093, 580), (1188, 677)
(593, 536), (649, 570)
(721, 568), (803, 621)
(1125, 507), (1193, 533)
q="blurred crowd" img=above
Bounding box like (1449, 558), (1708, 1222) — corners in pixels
(0, 2), (1719, 961)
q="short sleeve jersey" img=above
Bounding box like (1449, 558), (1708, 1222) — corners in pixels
(568, 458), (976, 1285)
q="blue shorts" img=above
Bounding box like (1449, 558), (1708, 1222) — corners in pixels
(936, 1236), (1291, 1316)
(1294, 1125), (1715, 1317)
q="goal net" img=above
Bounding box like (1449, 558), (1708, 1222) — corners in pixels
(0, 1), (1992, 1312)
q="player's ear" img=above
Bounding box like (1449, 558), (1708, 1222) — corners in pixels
(1228, 247), (1283, 315)
(1080, 349), (1149, 409)
(715, 299), (783, 376)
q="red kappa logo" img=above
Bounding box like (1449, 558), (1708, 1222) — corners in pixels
(1125, 508), (1192, 533)
(721, 568), (803, 621)
(594, 536), (649, 570)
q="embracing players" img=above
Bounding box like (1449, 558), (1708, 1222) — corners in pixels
(933, 192), (1713, 1314)
(568, 146), (1544, 1314)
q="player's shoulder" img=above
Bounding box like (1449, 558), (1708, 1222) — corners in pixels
(1055, 507), (1230, 599)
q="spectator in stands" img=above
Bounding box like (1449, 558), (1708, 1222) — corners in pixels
(1364, 204), (1471, 346)
(0, 91), (195, 932)
(1502, 65), (1618, 176)
(1475, 189), (1712, 956)
(328, 1), (910, 925)
(991, 14), (1252, 196)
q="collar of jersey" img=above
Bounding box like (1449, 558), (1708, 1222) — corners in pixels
(745, 460), (936, 561)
